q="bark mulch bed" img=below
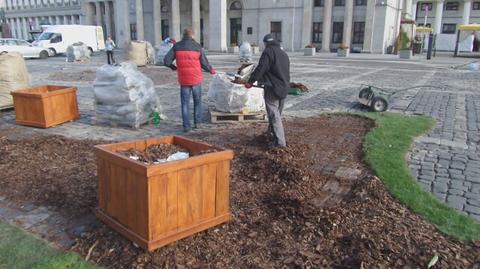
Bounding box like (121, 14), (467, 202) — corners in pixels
(0, 115), (479, 268)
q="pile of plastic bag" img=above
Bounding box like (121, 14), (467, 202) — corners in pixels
(155, 40), (174, 66)
(66, 42), (91, 62)
(93, 62), (161, 128)
(127, 41), (155, 67)
(208, 73), (265, 113)
(0, 52), (29, 108)
(239, 42), (252, 63)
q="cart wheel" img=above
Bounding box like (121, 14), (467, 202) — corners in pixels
(371, 97), (388, 112)
(359, 87), (373, 99)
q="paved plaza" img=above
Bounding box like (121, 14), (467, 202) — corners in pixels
(1, 51), (479, 221)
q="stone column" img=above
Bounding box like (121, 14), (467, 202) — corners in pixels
(411, 0), (418, 21)
(114, 0), (131, 47)
(362, 0), (375, 52)
(434, 0), (444, 34)
(55, 15), (61, 25)
(85, 2), (94, 25)
(208, 0), (227, 51)
(22, 17), (29, 40)
(192, 0), (201, 42)
(8, 19), (15, 38)
(135, 0), (144, 40)
(95, 1), (102, 26)
(404, 0), (413, 19)
(70, 15), (75, 24)
(342, 0), (353, 46)
(153, 0), (162, 45)
(105, 1), (112, 36)
(301, 0), (313, 47)
(321, 0), (333, 51)
(35, 17), (40, 29)
(462, 0), (471, 25)
(171, 0), (181, 41)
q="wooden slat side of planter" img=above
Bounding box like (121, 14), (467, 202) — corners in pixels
(96, 155), (149, 239)
(42, 88), (80, 127)
(11, 94), (47, 127)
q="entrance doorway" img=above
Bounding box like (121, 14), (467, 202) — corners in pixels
(230, 18), (242, 45)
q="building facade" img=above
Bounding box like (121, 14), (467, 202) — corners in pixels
(3, 0), (479, 52)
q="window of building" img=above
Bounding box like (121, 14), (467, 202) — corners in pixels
(355, 0), (367, 5)
(271, 21), (282, 42)
(420, 2), (433, 11)
(247, 27), (253, 35)
(332, 22), (343, 43)
(445, 1), (459, 10)
(161, 19), (169, 40)
(314, 0), (324, 7)
(334, 0), (345, 6)
(473, 2), (480, 9)
(352, 22), (365, 44)
(442, 23), (456, 34)
(130, 23), (137, 40)
(230, 1), (242, 10)
(312, 22), (322, 43)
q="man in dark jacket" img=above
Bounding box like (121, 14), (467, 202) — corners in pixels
(164, 28), (216, 132)
(245, 34), (290, 148)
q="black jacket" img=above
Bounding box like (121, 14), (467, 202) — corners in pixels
(248, 41), (290, 99)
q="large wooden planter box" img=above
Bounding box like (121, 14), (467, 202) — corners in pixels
(94, 136), (234, 251)
(11, 85), (79, 128)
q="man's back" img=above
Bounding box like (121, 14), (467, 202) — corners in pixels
(250, 41), (290, 98)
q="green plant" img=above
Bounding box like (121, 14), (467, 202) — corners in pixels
(399, 31), (411, 50)
(305, 44), (315, 48)
(338, 43), (349, 49)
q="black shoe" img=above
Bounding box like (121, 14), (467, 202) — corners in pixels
(194, 124), (199, 129)
(183, 128), (191, 133)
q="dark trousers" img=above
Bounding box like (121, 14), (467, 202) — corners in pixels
(264, 89), (286, 147)
(107, 50), (115, 65)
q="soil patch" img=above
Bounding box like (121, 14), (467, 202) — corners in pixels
(47, 69), (96, 82)
(1, 115), (479, 268)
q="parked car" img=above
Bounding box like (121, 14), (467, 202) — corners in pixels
(0, 38), (49, 59)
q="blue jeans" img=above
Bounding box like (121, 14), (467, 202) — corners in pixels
(180, 84), (202, 129)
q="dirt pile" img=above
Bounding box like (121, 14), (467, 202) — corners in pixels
(0, 115), (479, 268)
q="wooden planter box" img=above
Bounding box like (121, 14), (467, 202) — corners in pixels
(11, 85), (79, 128)
(399, 49), (412, 59)
(94, 136), (234, 251)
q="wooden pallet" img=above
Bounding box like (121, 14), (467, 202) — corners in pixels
(210, 111), (266, 123)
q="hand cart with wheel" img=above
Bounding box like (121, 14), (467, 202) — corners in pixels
(358, 84), (391, 112)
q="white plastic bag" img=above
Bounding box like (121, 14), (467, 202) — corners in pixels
(0, 52), (29, 108)
(93, 62), (161, 128)
(66, 42), (91, 62)
(155, 42), (173, 66)
(208, 74), (265, 113)
(239, 42), (252, 62)
(166, 152), (190, 162)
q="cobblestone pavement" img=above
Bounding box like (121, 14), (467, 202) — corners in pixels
(1, 51), (479, 221)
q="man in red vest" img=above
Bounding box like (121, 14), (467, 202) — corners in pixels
(164, 29), (216, 132)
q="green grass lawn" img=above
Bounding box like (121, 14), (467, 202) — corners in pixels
(362, 112), (480, 241)
(0, 221), (101, 269)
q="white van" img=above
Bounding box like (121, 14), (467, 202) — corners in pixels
(33, 25), (105, 56)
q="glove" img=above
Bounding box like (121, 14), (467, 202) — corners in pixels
(170, 65), (177, 71)
(244, 82), (253, 89)
(210, 69), (216, 75)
